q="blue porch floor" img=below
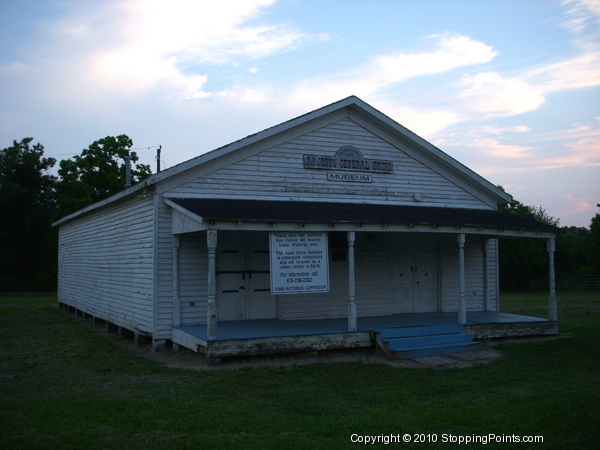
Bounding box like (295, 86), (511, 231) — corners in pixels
(174, 311), (551, 342)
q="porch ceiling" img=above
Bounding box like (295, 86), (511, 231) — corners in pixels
(166, 197), (558, 237)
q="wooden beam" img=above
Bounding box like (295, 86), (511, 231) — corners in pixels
(207, 230), (218, 339)
(172, 235), (181, 327)
(458, 233), (466, 324)
(347, 231), (357, 332)
(484, 239), (491, 311)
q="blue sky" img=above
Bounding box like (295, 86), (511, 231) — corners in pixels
(1, 0), (598, 227)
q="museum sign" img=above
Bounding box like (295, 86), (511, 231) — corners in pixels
(303, 146), (393, 174)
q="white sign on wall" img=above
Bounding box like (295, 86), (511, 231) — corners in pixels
(270, 232), (329, 294)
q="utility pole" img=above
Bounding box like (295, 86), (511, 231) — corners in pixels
(157, 145), (162, 173)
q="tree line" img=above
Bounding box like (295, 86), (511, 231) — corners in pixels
(1, 136), (598, 292)
(1, 136), (150, 291)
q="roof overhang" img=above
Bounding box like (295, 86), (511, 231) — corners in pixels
(165, 197), (558, 238)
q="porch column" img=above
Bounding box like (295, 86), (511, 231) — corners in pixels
(347, 231), (357, 331)
(484, 239), (491, 311)
(547, 238), (558, 321)
(172, 235), (181, 327)
(458, 233), (466, 324)
(207, 230), (218, 339)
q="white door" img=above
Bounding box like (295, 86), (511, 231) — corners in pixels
(392, 234), (439, 313)
(216, 231), (275, 321)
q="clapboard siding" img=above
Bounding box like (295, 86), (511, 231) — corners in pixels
(169, 118), (489, 209)
(280, 232), (393, 319)
(154, 197), (175, 340)
(439, 234), (498, 312)
(57, 195), (155, 332)
(179, 232), (208, 324)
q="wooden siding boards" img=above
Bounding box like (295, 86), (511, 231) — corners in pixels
(167, 118), (490, 209)
(154, 197), (176, 340)
(57, 195), (155, 333)
(54, 97), (527, 349)
(179, 232), (208, 325)
(438, 234), (498, 313)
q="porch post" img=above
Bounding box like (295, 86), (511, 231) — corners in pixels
(547, 238), (558, 321)
(207, 230), (218, 339)
(347, 231), (357, 332)
(484, 239), (491, 311)
(458, 233), (466, 324)
(172, 235), (181, 327)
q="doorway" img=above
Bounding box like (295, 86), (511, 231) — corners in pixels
(216, 231), (275, 321)
(391, 234), (439, 313)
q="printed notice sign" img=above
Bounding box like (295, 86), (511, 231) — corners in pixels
(270, 232), (329, 294)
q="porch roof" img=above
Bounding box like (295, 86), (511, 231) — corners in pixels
(167, 197), (558, 236)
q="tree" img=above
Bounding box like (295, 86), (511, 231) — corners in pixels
(0, 138), (58, 291)
(587, 205), (600, 275)
(497, 190), (559, 291)
(57, 135), (151, 217)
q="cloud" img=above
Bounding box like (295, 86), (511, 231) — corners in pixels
(284, 33), (497, 114)
(458, 72), (547, 117)
(559, 0), (600, 34)
(14, 0), (323, 102)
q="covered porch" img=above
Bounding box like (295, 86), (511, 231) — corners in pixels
(172, 311), (558, 359)
(165, 197), (560, 358)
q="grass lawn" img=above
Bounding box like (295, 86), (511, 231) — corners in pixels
(1, 291), (599, 449)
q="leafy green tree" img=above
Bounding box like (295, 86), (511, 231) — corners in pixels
(0, 138), (58, 290)
(498, 190), (559, 291)
(587, 205), (600, 275)
(57, 135), (151, 216)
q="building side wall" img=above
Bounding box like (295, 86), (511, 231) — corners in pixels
(155, 197), (176, 339)
(57, 195), (155, 333)
(168, 118), (491, 209)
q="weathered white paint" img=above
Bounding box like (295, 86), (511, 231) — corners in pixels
(458, 233), (467, 324)
(168, 119), (492, 210)
(347, 231), (357, 331)
(207, 230), (218, 339)
(172, 235), (181, 327)
(54, 97), (552, 351)
(57, 194), (155, 333)
(484, 239), (491, 311)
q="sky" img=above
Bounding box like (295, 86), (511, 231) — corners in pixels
(1, 0), (599, 227)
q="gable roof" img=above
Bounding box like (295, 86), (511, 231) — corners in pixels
(54, 96), (512, 226)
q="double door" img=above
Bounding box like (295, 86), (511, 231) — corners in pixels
(216, 231), (275, 321)
(392, 234), (439, 313)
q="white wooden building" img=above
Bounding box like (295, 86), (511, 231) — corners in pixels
(55, 97), (559, 359)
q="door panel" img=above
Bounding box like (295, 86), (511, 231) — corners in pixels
(216, 231), (275, 321)
(392, 236), (412, 313)
(392, 234), (439, 313)
(246, 233), (276, 319)
(413, 235), (438, 313)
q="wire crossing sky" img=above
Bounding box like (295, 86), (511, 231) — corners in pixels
(1, 0), (598, 226)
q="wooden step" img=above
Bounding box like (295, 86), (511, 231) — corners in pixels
(386, 332), (475, 350)
(393, 341), (480, 359)
(377, 324), (479, 359)
(379, 324), (464, 339)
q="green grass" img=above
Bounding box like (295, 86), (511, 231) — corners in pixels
(1, 291), (599, 449)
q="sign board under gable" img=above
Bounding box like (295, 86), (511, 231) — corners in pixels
(303, 145), (393, 174)
(270, 232), (329, 294)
